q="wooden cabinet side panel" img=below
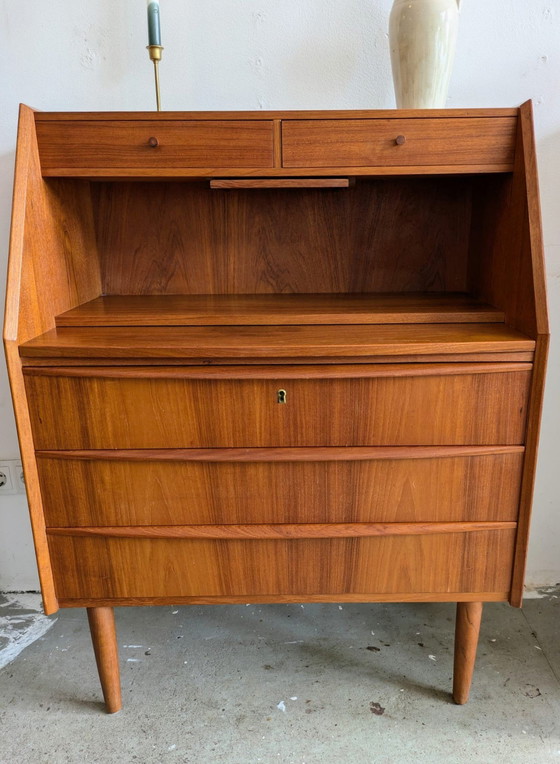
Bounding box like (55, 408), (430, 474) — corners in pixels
(3, 107), (56, 611)
(469, 104), (547, 340)
(5, 112), (102, 347)
(3, 106), (102, 614)
(469, 169), (538, 336)
(3, 342), (58, 613)
(510, 335), (549, 605)
(517, 101), (549, 336)
(467, 103), (549, 604)
(508, 104), (550, 604)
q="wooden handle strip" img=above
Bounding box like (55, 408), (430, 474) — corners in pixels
(210, 178), (351, 189)
(36, 445), (525, 463)
(47, 521), (517, 541)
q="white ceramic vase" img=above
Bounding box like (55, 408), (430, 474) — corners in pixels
(389, 0), (460, 109)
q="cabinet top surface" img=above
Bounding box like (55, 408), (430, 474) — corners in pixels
(32, 107), (520, 122)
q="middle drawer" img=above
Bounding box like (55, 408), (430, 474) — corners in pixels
(38, 447), (523, 527)
(24, 363), (531, 449)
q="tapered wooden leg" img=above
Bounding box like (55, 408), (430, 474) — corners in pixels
(453, 601), (483, 705)
(87, 607), (122, 714)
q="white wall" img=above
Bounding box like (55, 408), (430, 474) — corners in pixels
(0, 0), (558, 590)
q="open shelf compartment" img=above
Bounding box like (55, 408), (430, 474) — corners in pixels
(55, 293), (505, 328)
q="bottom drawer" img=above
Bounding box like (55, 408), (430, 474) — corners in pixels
(48, 529), (515, 600)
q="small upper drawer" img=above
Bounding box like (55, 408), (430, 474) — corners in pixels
(282, 118), (517, 169)
(24, 364), (531, 449)
(36, 120), (274, 173)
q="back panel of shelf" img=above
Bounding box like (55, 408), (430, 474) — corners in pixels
(90, 176), (478, 296)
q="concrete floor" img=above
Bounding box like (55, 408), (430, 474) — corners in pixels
(0, 591), (559, 764)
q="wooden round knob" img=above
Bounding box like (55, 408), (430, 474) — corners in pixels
(148, 137), (159, 148)
(395, 135), (406, 146)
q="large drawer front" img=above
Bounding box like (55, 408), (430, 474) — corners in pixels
(36, 120), (274, 172)
(24, 365), (531, 449)
(38, 448), (523, 527)
(48, 530), (516, 600)
(282, 118), (517, 168)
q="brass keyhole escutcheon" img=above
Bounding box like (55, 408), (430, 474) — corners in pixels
(277, 389), (287, 404)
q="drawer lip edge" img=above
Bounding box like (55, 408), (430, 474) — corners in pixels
(46, 521), (518, 540)
(35, 445), (526, 462)
(22, 361), (534, 379)
(56, 592), (512, 607)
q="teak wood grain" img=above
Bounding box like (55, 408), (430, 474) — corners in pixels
(20, 351), (535, 367)
(34, 108), (519, 121)
(453, 602), (483, 704)
(39, 164), (516, 180)
(19, 323), (535, 360)
(4, 106), (101, 614)
(48, 522), (517, 540)
(36, 444), (523, 460)
(469, 105), (548, 341)
(48, 530), (517, 600)
(36, 120), (275, 172)
(282, 118), (517, 169)
(23, 361), (531, 379)
(517, 102), (549, 337)
(24, 365), (531, 449)
(59, 593), (510, 608)
(469, 164), (541, 340)
(36, 448), (524, 527)
(86, 607), (121, 714)
(508, 105), (550, 606)
(510, 334), (549, 605)
(55, 294), (505, 327)
(209, 178), (352, 189)
(92, 178), (473, 296)
(273, 120), (282, 168)
(35, 109), (517, 178)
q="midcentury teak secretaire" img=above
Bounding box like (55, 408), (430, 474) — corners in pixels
(4, 104), (548, 713)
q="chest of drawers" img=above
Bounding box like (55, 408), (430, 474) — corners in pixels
(4, 105), (548, 713)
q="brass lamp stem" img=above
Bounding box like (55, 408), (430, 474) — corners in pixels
(147, 45), (163, 111)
